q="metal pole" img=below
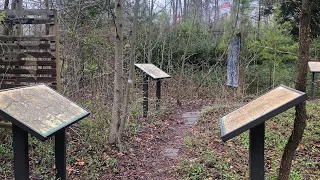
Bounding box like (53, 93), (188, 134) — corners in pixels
(156, 79), (161, 110)
(249, 122), (265, 180)
(12, 125), (29, 180)
(143, 74), (149, 117)
(311, 72), (315, 99)
(55, 128), (66, 180)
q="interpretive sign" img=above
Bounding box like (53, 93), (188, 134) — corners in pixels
(0, 84), (89, 180)
(135, 64), (171, 117)
(135, 63), (171, 79)
(308, 61), (320, 72)
(220, 85), (306, 142)
(308, 61), (320, 98)
(219, 85), (306, 180)
(0, 84), (89, 141)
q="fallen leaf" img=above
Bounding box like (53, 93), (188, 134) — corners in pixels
(75, 161), (85, 166)
(66, 165), (73, 175)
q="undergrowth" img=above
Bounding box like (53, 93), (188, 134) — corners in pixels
(176, 101), (320, 179)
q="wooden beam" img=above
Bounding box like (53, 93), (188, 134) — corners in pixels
(0, 43), (55, 50)
(0, 68), (56, 75)
(0, 84), (57, 89)
(54, 10), (61, 92)
(2, 52), (56, 59)
(1, 77), (56, 83)
(1, 9), (54, 16)
(0, 60), (56, 67)
(0, 35), (55, 41)
(0, 122), (12, 129)
(3, 18), (54, 25)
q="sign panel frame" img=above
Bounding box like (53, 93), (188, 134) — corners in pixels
(308, 61), (320, 72)
(0, 84), (89, 141)
(135, 63), (171, 80)
(220, 85), (307, 142)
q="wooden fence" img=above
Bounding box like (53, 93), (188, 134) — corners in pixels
(0, 9), (60, 90)
(0, 9), (60, 128)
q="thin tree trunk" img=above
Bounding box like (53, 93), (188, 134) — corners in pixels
(109, 0), (124, 144)
(172, 0), (176, 25)
(147, 0), (154, 63)
(183, 0), (187, 19)
(236, 33), (244, 97)
(3, 0), (9, 35)
(15, 0), (23, 35)
(119, 0), (140, 141)
(278, 0), (311, 179)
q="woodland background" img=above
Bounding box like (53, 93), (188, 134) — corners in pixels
(0, 0), (319, 179)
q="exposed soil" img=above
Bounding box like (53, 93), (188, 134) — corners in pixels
(105, 98), (216, 179)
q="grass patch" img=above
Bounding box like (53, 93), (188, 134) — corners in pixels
(179, 101), (320, 179)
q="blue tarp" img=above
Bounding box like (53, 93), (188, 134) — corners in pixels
(226, 36), (241, 87)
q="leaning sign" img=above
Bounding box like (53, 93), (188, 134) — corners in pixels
(0, 84), (89, 180)
(135, 64), (171, 117)
(220, 85), (306, 179)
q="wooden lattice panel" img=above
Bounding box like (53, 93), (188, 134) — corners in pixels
(0, 9), (60, 90)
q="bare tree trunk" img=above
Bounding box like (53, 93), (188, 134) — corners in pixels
(147, 0), (154, 63)
(45, 0), (50, 35)
(236, 33), (244, 97)
(278, 0), (311, 179)
(119, 0), (140, 141)
(3, 0), (9, 35)
(109, 0), (124, 145)
(15, 0), (23, 35)
(183, 0), (187, 19)
(172, 0), (176, 24)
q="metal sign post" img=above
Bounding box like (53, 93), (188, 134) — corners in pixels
(249, 122), (265, 179)
(311, 72), (315, 99)
(12, 125), (29, 179)
(143, 74), (149, 117)
(156, 79), (161, 110)
(55, 129), (66, 180)
(220, 85), (306, 179)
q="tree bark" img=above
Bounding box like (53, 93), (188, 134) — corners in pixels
(236, 33), (244, 97)
(109, 0), (124, 144)
(119, 0), (140, 141)
(3, 0), (9, 35)
(15, 0), (23, 35)
(147, 0), (154, 63)
(278, 0), (311, 179)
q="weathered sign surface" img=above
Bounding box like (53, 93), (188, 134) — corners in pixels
(220, 85), (306, 141)
(308, 61), (320, 72)
(0, 84), (89, 140)
(135, 64), (171, 79)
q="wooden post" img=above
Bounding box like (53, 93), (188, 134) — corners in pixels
(12, 125), (29, 180)
(0, 122), (12, 129)
(54, 10), (61, 92)
(249, 122), (265, 180)
(55, 128), (66, 180)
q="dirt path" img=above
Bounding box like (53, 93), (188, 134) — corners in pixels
(107, 99), (215, 179)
